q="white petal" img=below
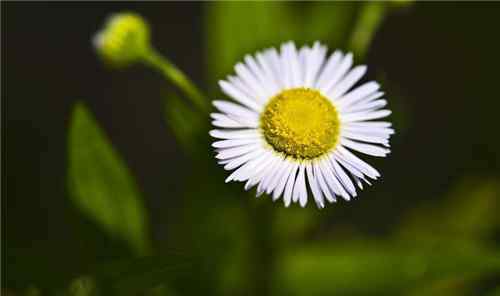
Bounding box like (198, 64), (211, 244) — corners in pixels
(219, 80), (262, 112)
(341, 131), (390, 146)
(283, 162), (299, 207)
(223, 148), (266, 170)
(340, 138), (390, 157)
(245, 151), (275, 181)
(212, 100), (259, 121)
(315, 50), (343, 90)
(255, 52), (281, 96)
(212, 138), (260, 149)
(333, 153), (364, 179)
(243, 54), (274, 98)
(321, 158), (351, 200)
(263, 48), (283, 91)
(306, 162), (324, 208)
(298, 172), (308, 207)
(212, 119), (242, 128)
(272, 160), (294, 201)
(228, 150), (273, 183)
(211, 113), (258, 128)
(336, 146), (380, 179)
(341, 109), (392, 123)
(261, 159), (286, 196)
(292, 163), (302, 203)
(280, 43), (292, 89)
(209, 129), (260, 140)
(268, 160), (291, 196)
(304, 42), (327, 88)
(344, 91), (384, 109)
(224, 148), (267, 182)
(247, 154), (279, 191)
(216, 143), (261, 160)
(327, 65), (367, 100)
(319, 53), (353, 95)
(345, 99), (387, 114)
(329, 155), (357, 197)
(344, 121), (392, 129)
(227, 75), (260, 103)
(288, 42), (303, 87)
(314, 162), (336, 203)
(298, 46), (308, 80)
(352, 175), (364, 190)
(292, 163), (307, 207)
(342, 125), (394, 138)
(235, 62), (268, 103)
(257, 156), (283, 195)
(336, 82), (380, 109)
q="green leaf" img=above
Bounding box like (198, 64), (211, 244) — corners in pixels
(275, 240), (500, 296)
(205, 2), (359, 87)
(398, 178), (500, 242)
(301, 2), (359, 47)
(205, 2), (296, 85)
(67, 276), (97, 296)
(68, 102), (151, 255)
(486, 286), (500, 296)
(92, 255), (192, 295)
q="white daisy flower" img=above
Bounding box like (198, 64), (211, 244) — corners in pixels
(210, 41), (393, 208)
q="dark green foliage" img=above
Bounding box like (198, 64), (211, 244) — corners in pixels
(68, 103), (151, 256)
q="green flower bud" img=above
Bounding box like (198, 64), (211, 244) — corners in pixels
(93, 12), (150, 67)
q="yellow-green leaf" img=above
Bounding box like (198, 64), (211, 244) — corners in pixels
(68, 102), (151, 255)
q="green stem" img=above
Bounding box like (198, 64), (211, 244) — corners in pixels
(141, 47), (210, 113)
(347, 2), (388, 59)
(248, 196), (275, 296)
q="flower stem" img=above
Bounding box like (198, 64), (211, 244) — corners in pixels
(141, 47), (210, 113)
(248, 197), (276, 296)
(347, 2), (388, 59)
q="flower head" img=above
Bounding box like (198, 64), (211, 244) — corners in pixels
(210, 41), (394, 208)
(93, 12), (150, 67)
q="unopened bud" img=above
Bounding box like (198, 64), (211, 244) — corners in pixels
(93, 12), (150, 67)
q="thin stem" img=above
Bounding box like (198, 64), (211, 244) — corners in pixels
(141, 47), (210, 113)
(347, 2), (388, 60)
(248, 196), (276, 296)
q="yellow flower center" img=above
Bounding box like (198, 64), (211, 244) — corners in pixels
(260, 88), (340, 159)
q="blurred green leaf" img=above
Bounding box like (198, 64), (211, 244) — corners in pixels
(487, 286), (500, 296)
(398, 178), (500, 242)
(205, 2), (295, 85)
(66, 276), (97, 296)
(162, 92), (205, 154)
(146, 285), (175, 296)
(68, 102), (151, 255)
(405, 277), (472, 296)
(91, 255), (192, 295)
(302, 2), (358, 47)
(275, 240), (500, 296)
(273, 206), (322, 243)
(24, 287), (41, 296)
(205, 2), (359, 87)
(62, 257), (183, 296)
(389, 0), (415, 9)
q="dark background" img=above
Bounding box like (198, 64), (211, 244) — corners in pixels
(3, 2), (500, 295)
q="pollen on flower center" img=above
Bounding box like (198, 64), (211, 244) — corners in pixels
(260, 88), (340, 159)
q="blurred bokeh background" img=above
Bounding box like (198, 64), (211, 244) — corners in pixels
(3, 2), (500, 296)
